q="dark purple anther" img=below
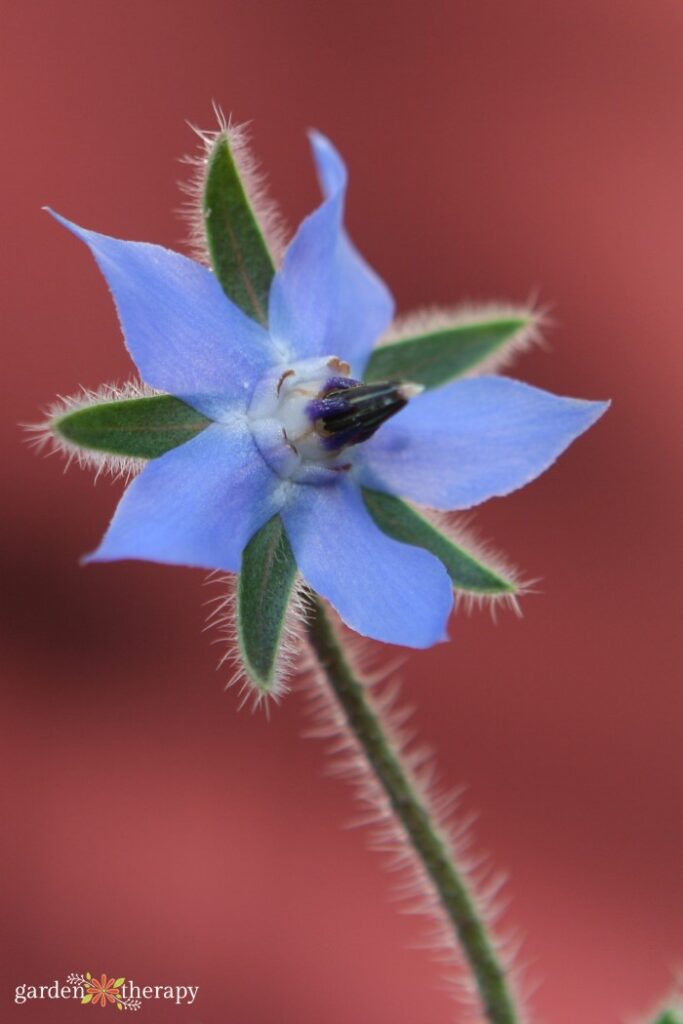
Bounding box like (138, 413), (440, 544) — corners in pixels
(307, 378), (422, 451)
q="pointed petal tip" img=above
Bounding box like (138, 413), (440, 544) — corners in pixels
(307, 130), (347, 196)
(307, 128), (336, 154)
(580, 396), (611, 429)
(43, 206), (67, 226)
(80, 539), (121, 567)
(44, 206), (67, 223)
(415, 612), (452, 650)
(43, 207), (91, 241)
(430, 617), (452, 647)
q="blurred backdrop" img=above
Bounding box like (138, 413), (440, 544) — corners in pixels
(2, 1), (682, 1021)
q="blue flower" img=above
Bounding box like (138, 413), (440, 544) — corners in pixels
(48, 132), (607, 649)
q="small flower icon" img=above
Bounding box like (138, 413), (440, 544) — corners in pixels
(82, 973), (125, 1008)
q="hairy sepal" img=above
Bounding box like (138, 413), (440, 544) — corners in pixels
(189, 112), (304, 697)
(237, 516), (299, 698)
(365, 304), (544, 389)
(181, 108), (285, 324)
(27, 382), (203, 480)
(202, 129), (276, 323)
(52, 393), (211, 461)
(362, 488), (522, 604)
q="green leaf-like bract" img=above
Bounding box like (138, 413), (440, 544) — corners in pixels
(363, 316), (530, 390)
(203, 130), (300, 692)
(362, 488), (516, 595)
(653, 1013), (683, 1024)
(203, 134), (275, 324)
(238, 515), (298, 692)
(54, 395), (211, 459)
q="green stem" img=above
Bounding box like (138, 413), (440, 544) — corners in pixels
(303, 593), (519, 1024)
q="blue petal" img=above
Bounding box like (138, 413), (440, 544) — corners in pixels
(48, 211), (276, 420)
(308, 133), (395, 375)
(355, 376), (609, 510)
(268, 134), (394, 374)
(86, 423), (281, 572)
(281, 478), (452, 648)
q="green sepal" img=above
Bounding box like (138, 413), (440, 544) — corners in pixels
(237, 515), (298, 694)
(204, 132), (301, 696)
(653, 1012), (683, 1024)
(363, 316), (531, 390)
(362, 488), (516, 595)
(53, 395), (211, 459)
(203, 133), (275, 324)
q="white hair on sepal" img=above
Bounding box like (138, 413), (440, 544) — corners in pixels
(413, 506), (538, 618)
(379, 298), (551, 377)
(25, 379), (157, 483)
(203, 569), (308, 712)
(179, 103), (288, 268)
(297, 608), (532, 1020)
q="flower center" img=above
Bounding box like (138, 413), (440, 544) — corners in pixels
(248, 356), (421, 484)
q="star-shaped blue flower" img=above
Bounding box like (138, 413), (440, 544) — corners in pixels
(49, 132), (607, 649)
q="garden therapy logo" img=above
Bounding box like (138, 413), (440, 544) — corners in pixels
(72, 973), (137, 1011)
(14, 973), (199, 1009)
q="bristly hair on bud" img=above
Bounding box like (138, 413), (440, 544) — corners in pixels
(202, 571), (310, 712)
(380, 300), (549, 377)
(25, 380), (156, 482)
(179, 103), (288, 268)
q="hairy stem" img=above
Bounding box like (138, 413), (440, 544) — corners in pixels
(303, 592), (520, 1024)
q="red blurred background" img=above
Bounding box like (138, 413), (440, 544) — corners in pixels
(2, 1), (682, 1021)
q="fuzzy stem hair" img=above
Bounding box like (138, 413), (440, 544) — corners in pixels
(302, 592), (522, 1024)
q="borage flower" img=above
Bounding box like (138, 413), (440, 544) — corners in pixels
(41, 125), (607, 697)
